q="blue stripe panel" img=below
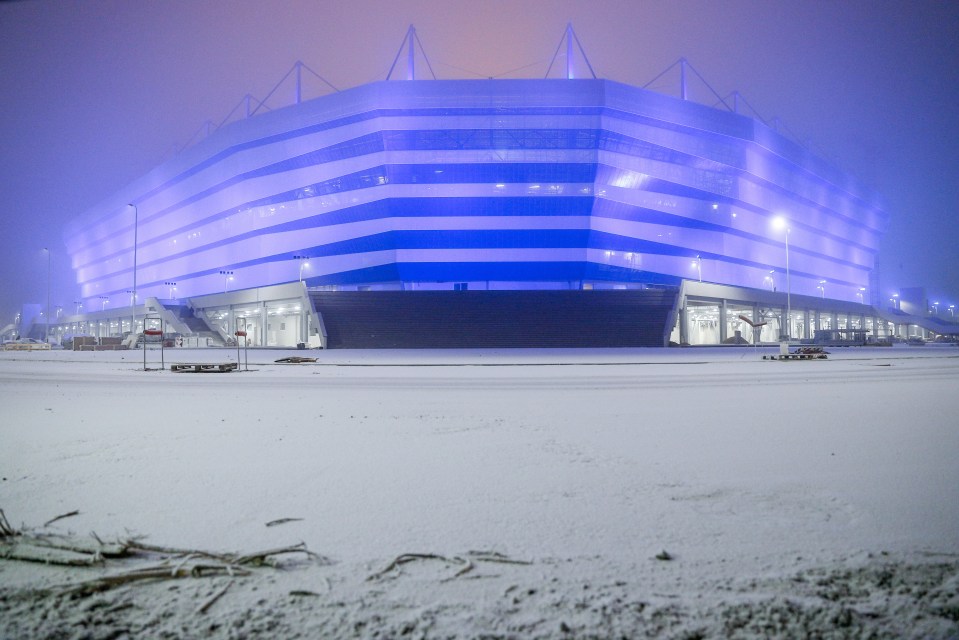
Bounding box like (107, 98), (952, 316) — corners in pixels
(590, 198), (729, 232)
(258, 197), (595, 237)
(133, 125), (736, 239)
(394, 262), (589, 283)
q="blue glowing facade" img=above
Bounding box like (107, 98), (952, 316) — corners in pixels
(64, 78), (886, 305)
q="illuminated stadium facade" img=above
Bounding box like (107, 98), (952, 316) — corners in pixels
(54, 37), (925, 348)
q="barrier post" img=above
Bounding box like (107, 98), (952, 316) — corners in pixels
(142, 316), (165, 371)
(235, 319), (249, 371)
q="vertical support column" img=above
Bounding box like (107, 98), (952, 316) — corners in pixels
(566, 23), (573, 79)
(719, 299), (728, 344)
(752, 304), (760, 344)
(678, 301), (689, 346)
(259, 302), (268, 347)
(301, 304), (309, 345)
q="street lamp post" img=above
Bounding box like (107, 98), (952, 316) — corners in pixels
(99, 296), (108, 311)
(949, 304), (955, 318)
(165, 281), (177, 299)
(43, 247), (51, 343)
(690, 255), (702, 283)
(219, 270), (234, 293)
(293, 255), (310, 283)
(128, 204), (138, 340)
(74, 300), (83, 315)
(818, 280), (826, 299)
(771, 217), (791, 340)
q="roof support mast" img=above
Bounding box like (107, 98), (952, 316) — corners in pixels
(386, 25), (436, 81)
(545, 23), (597, 80)
(408, 26), (415, 80)
(680, 58), (687, 100)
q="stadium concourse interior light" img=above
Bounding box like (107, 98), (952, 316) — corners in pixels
(771, 216), (791, 339)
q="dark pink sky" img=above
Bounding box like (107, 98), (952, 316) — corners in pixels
(2, 0), (958, 321)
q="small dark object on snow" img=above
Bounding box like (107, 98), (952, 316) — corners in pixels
(265, 517), (303, 527)
(655, 550), (673, 561)
(275, 356), (317, 364)
(43, 510), (80, 527)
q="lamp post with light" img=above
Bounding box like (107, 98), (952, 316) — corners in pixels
(771, 217), (791, 340)
(43, 247), (51, 344)
(764, 270), (775, 291)
(219, 270), (234, 293)
(691, 255), (702, 282)
(128, 204), (138, 342)
(294, 255), (310, 283)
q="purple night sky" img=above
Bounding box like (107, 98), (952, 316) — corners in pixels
(2, 0), (957, 323)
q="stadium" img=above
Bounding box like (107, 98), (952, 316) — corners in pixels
(33, 28), (952, 348)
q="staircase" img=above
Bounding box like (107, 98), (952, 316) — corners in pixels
(165, 305), (224, 345)
(309, 289), (678, 349)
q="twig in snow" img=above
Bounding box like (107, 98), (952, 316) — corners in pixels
(63, 564), (250, 598)
(367, 553), (454, 581)
(265, 517), (303, 527)
(196, 579), (234, 614)
(122, 540), (325, 567)
(0, 540), (104, 566)
(43, 510), (80, 527)
(234, 542), (324, 566)
(466, 550), (533, 566)
(368, 551), (531, 582)
(0, 509), (17, 538)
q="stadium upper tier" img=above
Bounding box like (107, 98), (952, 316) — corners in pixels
(64, 78), (887, 303)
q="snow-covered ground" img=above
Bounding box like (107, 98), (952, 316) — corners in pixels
(2, 344), (958, 638)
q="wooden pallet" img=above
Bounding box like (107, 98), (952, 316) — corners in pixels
(170, 362), (238, 373)
(763, 353), (828, 361)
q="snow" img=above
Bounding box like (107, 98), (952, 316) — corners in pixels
(2, 345), (958, 638)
